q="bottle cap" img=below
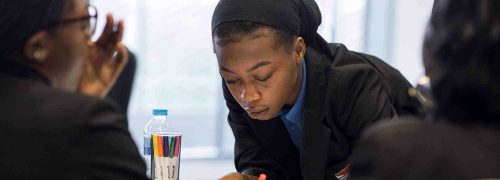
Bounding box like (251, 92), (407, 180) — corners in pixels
(153, 109), (168, 116)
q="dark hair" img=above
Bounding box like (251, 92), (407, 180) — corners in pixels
(0, 0), (70, 61)
(428, 0), (500, 124)
(213, 21), (297, 53)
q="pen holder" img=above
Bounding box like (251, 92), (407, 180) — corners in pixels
(151, 133), (182, 180)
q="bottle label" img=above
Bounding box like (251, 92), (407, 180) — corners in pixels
(144, 136), (151, 156)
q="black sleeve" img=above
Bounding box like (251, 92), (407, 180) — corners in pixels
(65, 99), (148, 180)
(223, 82), (288, 179)
(331, 63), (398, 140)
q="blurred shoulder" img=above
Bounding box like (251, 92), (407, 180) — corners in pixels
(362, 116), (427, 140)
(25, 81), (126, 127)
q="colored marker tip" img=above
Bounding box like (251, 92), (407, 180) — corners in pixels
(258, 173), (267, 180)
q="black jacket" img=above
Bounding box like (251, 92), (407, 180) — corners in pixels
(223, 43), (420, 180)
(0, 64), (147, 179)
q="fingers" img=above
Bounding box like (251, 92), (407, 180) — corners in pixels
(80, 44), (129, 98)
(96, 14), (125, 56)
(108, 43), (129, 81)
(116, 20), (124, 43)
(100, 44), (128, 97)
(114, 43), (129, 68)
(96, 13), (114, 46)
(106, 19), (125, 56)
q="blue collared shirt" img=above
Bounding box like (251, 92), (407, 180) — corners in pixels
(280, 59), (306, 149)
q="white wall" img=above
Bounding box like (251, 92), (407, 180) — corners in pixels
(390, 0), (434, 83)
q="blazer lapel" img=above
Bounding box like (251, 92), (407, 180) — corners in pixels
(300, 47), (332, 180)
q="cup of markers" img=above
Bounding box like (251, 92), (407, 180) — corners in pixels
(151, 133), (182, 180)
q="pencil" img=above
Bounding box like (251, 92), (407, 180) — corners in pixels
(170, 136), (176, 179)
(173, 135), (181, 179)
(150, 134), (155, 179)
(152, 134), (159, 179)
(174, 135), (180, 157)
(163, 135), (169, 158)
(157, 135), (165, 179)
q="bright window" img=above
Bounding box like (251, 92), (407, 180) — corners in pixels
(92, 0), (366, 159)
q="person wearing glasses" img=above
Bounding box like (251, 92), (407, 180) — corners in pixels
(212, 0), (421, 179)
(0, 0), (147, 179)
(350, 0), (500, 179)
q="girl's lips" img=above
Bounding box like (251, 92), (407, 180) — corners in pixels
(248, 108), (269, 117)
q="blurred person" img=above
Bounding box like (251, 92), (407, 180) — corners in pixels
(0, 0), (147, 179)
(350, 0), (500, 179)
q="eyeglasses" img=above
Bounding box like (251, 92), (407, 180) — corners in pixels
(57, 5), (98, 36)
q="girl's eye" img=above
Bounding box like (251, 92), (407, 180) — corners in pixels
(255, 74), (272, 81)
(224, 79), (238, 84)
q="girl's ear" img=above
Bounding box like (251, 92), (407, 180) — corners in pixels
(24, 31), (51, 63)
(293, 37), (306, 64)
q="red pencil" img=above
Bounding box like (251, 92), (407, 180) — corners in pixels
(174, 135), (181, 157)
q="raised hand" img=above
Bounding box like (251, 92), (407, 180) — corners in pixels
(79, 13), (128, 98)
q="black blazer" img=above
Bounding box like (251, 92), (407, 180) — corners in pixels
(0, 65), (147, 179)
(223, 43), (420, 180)
(350, 117), (500, 179)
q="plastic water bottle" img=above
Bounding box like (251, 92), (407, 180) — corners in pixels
(143, 109), (170, 178)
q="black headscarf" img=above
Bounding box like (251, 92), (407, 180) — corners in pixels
(211, 0), (331, 55)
